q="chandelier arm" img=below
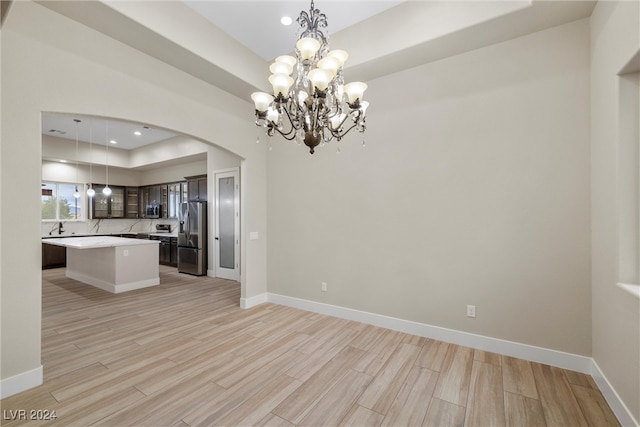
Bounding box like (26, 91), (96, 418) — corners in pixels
(264, 105), (297, 140)
(336, 121), (362, 138)
(338, 109), (357, 129)
(281, 105), (302, 135)
(268, 111), (297, 141)
(327, 126), (343, 140)
(325, 107), (362, 138)
(320, 126), (334, 143)
(272, 126), (298, 141)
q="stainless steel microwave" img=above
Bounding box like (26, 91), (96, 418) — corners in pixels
(146, 203), (162, 218)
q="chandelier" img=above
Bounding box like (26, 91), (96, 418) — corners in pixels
(251, 0), (369, 154)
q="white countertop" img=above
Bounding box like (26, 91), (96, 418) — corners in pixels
(43, 236), (160, 249)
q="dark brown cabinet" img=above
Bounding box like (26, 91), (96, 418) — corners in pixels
(186, 175), (207, 201)
(125, 187), (139, 218)
(149, 186), (161, 205)
(139, 185), (170, 218)
(90, 185), (125, 219)
(150, 236), (177, 266)
(139, 187), (149, 216)
(170, 237), (178, 267)
(167, 182), (183, 219)
(159, 239), (171, 265)
(42, 243), (66, 269)
(139, 185), (161, 217)
(88, 178), (198, 220)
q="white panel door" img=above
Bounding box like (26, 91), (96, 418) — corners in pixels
(214, 169), (240, 281)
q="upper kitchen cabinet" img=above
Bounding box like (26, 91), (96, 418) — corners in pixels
(161, 186), (168, 218)
(186, 175), (207, 201)
(126, 187), (139, 218)
(138, 182), (188, 218)
(182, 181), (188, 203)
(167, 182), (184, 219)
(139, 187), (149, 217)
(139, 185), (163, 218)
(149, 186), (162, 205)
(90, 185), (125, 219)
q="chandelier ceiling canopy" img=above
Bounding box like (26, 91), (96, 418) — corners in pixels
(251, 0), (369, 154)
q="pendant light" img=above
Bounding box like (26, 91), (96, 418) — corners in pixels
(102, 120), (112, 196)
(73, 119), (81, 199)
(86, 121), (95, 197)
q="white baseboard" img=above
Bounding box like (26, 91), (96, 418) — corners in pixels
(591, 359), (639, 427)
(264, 293), (592, 373)
(240, 293), (268, 309)
(243, 292), (636, 426)
(67, 270), (159, 293)
(0, 365), (43, 399)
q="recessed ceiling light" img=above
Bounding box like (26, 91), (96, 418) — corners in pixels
(134, 131), (142, 136)
(281, 16), (292, 26)
(109, 140), (117, 144)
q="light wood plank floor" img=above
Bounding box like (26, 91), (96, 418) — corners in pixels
(1, 267), (620, 426)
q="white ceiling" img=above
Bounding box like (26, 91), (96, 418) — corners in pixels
(42, 113), (178, 150)
(38, 0), (596, 102)
(38, 0), (597, 155)
(183, 1), (405, 61)
(41, 1), (406, 153)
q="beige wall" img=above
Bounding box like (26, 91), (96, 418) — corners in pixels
(42, 160), (143, 186)
(139, 161), (208, 187)
(1, 1), (267, 386)
(5, 0), (639, 420)
(267, 19), (592, 355)
(590, 1), (640, 422)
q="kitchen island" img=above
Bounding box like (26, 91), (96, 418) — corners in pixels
(42, 236), (160, 293)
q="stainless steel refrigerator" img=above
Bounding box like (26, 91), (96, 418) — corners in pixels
(178, 201), (207, 275)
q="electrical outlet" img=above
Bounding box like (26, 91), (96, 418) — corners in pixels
(467, 305), (476, 318)
(123, 249), (129, 257)
(321, 282), (327, 292)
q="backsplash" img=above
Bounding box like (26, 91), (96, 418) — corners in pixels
(42, 218), (179, 237)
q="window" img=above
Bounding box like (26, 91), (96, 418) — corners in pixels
(42, 182), (84, 221)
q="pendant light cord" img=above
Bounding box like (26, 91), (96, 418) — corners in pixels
(74, 119), (80, 185)
(105, 120), (109, 188)
(89, 124), (92, 187)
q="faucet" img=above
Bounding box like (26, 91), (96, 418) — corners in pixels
(58, 222), (65, 235)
